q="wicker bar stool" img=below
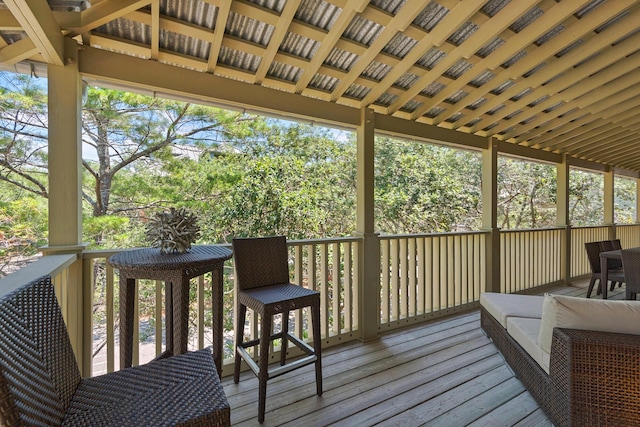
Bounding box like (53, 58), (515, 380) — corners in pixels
(232, 236), (322, 423)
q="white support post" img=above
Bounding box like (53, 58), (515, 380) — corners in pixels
(604, 168), (615, 240)
(45, 39), (87, 375)
(556, 156), (571, 284)
(482, 137), (500, 293)
(356, 108), (379, 342)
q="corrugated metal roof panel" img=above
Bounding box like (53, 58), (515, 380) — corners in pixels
(469, 70), (495, 88)
(268, 61), (301, 83)
(395, 73), (419, 90)
(467, 98), (487, 110)
(161, 29), (210, 60)
(218, 46), (261, 72)
(510, 6), (543, 33)
(248, 0), (285, 13)
(448, 22), (478, 46)
(383, 33), (417, 58)
(424, 106), (444, 118)
(343, 15), (383, 46)
(481, 0), (509, 18)
(445, 90), (468, 104)
(344, 83), (370, 100)
(362, 61), (392, 81)
(280, 33), (318, 59)
(95, 18), (149, 47)
(226, 11), (273, 46)
(160, 0), (216, 28)
(413, 2), (449, 32)
(486, 104), (505, 116)
(418, 48), (446, 69)
(445, 112), (463, 123)
(295, 0), (342, 30)
(503, 110), (522, 121)
(528, 95), (549, 108)
(502, 50), (527, 68)
(476, 38), (504, 58)
(443, 60), (473, 80)
(535, 25), (564, 46)
(308, 73), (338, 92)
(421, 81), (445, 97)
(376, 92), (396, 106)
(576, 0), (606, 18)
(511, 88), (533, 102)
(491, 80), (515, 95)
(324, 48), (358, 72)
(371, 0), (407, 15)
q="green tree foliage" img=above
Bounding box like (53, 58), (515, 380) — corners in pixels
(81, 88), (263, 219)
(0, 182), (48, 275)
(374, 137), (482, 233)
(615, 176), (636, 224)
(570, 169), (604, 226)
(168, 123), (357, 242)
(497, 158), (557, 229)
(0, 74), (49, 198)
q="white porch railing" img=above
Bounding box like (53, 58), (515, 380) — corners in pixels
(81, 237), (360, 377)
(570, 225), (610, 278)
(6, 224), (640, 378)
(500, 227), (564, 293)
(378, 232), (488, 331)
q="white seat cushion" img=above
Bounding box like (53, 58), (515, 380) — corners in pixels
(537, 293), (640, 354)
(480, 292), (544, 328)
(506, 317), (549, 374)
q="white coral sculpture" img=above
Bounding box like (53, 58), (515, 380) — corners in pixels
(145, 207), (201, 254)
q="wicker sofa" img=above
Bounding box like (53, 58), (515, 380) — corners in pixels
(480, 292), (640, 427)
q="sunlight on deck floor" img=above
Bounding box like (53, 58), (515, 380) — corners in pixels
(222, 279), (625, 426)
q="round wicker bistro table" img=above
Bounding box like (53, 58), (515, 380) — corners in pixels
(108, 245), (232, 375)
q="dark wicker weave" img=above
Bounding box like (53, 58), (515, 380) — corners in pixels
(481, 307), (640, 427)
(232, 236), (322, 423)
(621, 248), (640, 300)
(585, 241), (624, 298)
(108, 245), (232, 374)
(0, 275), (230, 427)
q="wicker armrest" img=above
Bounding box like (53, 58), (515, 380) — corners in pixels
(549, 328), (640, 426)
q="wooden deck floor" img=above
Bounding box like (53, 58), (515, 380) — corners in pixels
(222, 279), (625, 426)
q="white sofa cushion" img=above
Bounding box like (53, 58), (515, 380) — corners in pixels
(480, 292), (544, 328)
(506, 317), (550, 374)
(537, 293), (640, 354)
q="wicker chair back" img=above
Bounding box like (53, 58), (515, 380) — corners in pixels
(0, 276), (81, 426)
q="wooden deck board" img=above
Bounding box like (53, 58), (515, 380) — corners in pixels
(222, 279), (625, 426)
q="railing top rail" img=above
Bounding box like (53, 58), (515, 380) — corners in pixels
(82, 237), (362, 260)
(286, 236), (362, 245)
(379, 230), (489, 240)
(500, 226), (565, 234)
(0, 253), (77, 296)
(569, 225), (612, 231)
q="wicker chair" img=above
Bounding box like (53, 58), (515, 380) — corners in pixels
(621, 248), (640, 300)
(232, 236), (322, 423)
(585, 241), (624, 298)
(600, 239), (624, 290)
(0, 275), (230, 426)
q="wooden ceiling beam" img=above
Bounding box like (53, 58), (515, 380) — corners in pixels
(4, 0), (64, 65)
(464, 0), (637, 131)
(406, 0), (591, 119)
(329, 0), (431, 102)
